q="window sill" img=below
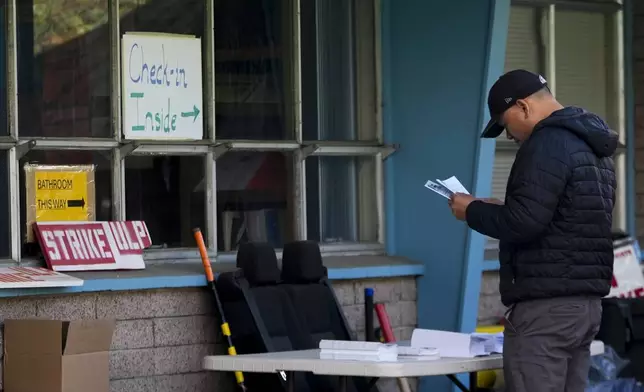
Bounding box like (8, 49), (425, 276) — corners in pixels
(0, 255), (424, 298)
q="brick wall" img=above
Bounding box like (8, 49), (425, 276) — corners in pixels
(0, 277), (417, 392)
(634, 1), (644, 241)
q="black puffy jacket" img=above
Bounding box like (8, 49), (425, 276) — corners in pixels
(467, 107), (617, 306)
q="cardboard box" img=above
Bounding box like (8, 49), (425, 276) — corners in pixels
(4, 319), (115, 392)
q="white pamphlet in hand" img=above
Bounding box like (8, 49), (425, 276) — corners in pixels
(424, 180), (453, 199)
(424, 176), (470, 199)
(437, 176), (470, 195)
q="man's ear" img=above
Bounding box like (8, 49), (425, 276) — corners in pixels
(517, 99), (530, 119)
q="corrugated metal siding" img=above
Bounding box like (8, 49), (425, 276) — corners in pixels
(491, 5), (539, 203)
(504, 6), (540, 74)
(487, 5), (540, 249)
(494, 6), (609, 202)
(487, 6), (609, 252)
(554, 9), (607, 119)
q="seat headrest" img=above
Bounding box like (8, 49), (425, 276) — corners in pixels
(236, 242), (280, 285)
(281, 240), (326, 283)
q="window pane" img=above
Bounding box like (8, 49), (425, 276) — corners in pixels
(306, 156), (377, 243)
(302, 0), (377, 141)
(215, 0), (293, 140)
(125, 155), (205, 248)
(120, 1), (205, 140)
(20, 151), (112, 257)
(17, 0), (111, 137)
(216, 152), (292, 251)
(120, 0), (204, 34)
(0, 151), (9, 257)
(0, 2), (6, 136)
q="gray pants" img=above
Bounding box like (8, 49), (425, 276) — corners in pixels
(503, 296), (602, 392)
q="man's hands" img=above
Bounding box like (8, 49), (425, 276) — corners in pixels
(448, 195), (503, 221)
(448, 193), (475, 221)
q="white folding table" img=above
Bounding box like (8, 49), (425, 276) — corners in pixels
(203, 340), (605, 392)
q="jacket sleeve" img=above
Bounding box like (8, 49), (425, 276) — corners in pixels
(465, 135), (571, 243)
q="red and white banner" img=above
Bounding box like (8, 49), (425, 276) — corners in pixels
(607, 240), (644, 298)
(33, 221), (151, 271)
(0, 267), (83, 289)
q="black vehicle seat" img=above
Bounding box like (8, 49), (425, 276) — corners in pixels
(217, 242), (313, 392)
(280, 240), (380, 392)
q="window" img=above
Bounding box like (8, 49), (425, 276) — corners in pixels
(216, 152), (292, 251)
(0, 1), (6, 137)
(17, 0), (111, 138)
(300, 0), (381, 247)
(306, 156), (378, 243)
(0, 2), (8, 258)
(214, 0), (292, 140)
(301, 0), (377, 141)
(488, 2), (624, 254)
(2, 0), (384, 263)
(119, 0), (207, 250)
(0, 151), (8, 258)
(125, 155), (205, 248)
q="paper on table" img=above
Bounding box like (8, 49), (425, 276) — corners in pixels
(411, 329), (474, 358)
(471, 332), (504, 355)
(411, 329), (504, 358)
(437, 176), (470, 195)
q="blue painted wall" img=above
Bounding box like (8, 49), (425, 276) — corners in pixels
(382, 0), (509, 390)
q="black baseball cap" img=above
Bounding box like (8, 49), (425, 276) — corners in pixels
(481, 69), (549, 138)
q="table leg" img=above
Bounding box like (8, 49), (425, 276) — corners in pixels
(446, 375), (470, 392)
(339, 376), (348, 392)
(469, 372), (478, 392)
(287, 371), (295, 392)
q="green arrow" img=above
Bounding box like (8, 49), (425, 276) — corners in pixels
(181, 105), (201, 122)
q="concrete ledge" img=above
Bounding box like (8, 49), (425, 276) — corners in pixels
(0, 255), (424, 297)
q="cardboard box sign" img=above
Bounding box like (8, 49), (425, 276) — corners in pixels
(4, 319), (115, 392)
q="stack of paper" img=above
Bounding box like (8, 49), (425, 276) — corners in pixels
(410, 329), (503, 358)
(319, 340), (398, 362)
(424, 176), (470, 199)
(470, 332), (504, 357)
(397, 345), (440, 361)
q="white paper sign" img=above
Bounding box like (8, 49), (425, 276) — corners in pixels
(122, 33), (203, 140)
(607, 240), (644, 298)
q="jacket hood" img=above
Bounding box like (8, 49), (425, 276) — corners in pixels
(536, 106), (618, 158)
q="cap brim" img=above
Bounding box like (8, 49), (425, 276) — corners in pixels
(481, 118), (504, 138)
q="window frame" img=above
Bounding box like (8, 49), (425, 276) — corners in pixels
(1, 0), (391, 264)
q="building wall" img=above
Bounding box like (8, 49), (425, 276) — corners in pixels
(477, 271), (505, 326)
(383, 1), (508, 388)
(0, 277), (417, 392)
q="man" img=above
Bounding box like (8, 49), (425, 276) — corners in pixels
(449, 69), (616, 392)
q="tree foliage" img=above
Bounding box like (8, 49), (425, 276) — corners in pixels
(32, 0), (153, 53)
